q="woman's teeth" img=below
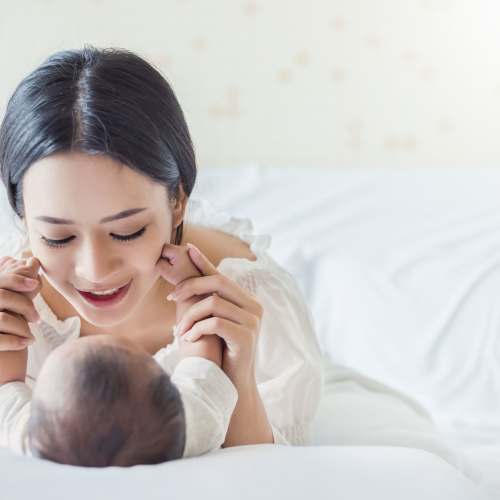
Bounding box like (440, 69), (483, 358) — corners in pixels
(89, 287), (120, 296)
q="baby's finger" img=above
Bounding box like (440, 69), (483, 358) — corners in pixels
(160, 243), (180, 263)
(0, 332), (33, 350)
(15, 257), (41, 276)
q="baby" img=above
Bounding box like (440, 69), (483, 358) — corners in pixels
(26, 244), (225, 467)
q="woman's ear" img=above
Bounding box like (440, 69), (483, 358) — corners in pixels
(171, 183), (188, 229)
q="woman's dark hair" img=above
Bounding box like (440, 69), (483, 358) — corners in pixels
(0, 44), (197, 245)
(27, 344), (186, 467)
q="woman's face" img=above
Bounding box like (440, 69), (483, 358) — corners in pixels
(22, 151), (177, 328)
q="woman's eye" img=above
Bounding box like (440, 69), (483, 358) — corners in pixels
(41, 226), (147, 248)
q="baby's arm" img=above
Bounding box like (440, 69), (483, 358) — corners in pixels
(159, 245), (224, 367)
(0, 381), (32, 455)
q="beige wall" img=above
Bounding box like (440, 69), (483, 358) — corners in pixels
(0, 0), (498, 168)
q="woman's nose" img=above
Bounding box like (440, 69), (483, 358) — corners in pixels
(74, 239), (121, 284)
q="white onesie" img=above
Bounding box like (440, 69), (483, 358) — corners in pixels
(0, 348), (238, 458)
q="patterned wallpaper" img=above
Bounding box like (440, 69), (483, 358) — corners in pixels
(0, 0), (498, 168)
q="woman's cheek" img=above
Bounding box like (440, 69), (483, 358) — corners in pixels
(29, 242), (61, 278)
(140, 226), (171, 273)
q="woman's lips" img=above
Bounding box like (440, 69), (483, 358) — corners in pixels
(76, 280), (132, 308)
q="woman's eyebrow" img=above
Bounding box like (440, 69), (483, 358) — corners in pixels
(34, 207), (148, 225)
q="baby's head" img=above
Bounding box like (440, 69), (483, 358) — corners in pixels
(27, 335), (186, 467)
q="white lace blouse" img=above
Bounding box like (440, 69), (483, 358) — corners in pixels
(0, 196), (324, 457)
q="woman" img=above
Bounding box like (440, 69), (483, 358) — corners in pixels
(0, 45), (324, 456)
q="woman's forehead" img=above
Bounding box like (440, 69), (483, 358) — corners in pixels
(22, 152), (168, 218)
(24, 152), (152, 193)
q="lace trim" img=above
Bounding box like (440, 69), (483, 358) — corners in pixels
(186, 197), (272, 264)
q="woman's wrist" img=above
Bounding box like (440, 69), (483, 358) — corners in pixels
(222, 377), (274, 447)
(222, 360), (255, 390)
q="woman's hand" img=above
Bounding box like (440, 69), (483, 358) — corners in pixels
(0, 256), (42, 351)
(166, 243), (263, 387)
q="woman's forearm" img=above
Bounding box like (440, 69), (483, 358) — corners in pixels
(222, 379), (274, 447)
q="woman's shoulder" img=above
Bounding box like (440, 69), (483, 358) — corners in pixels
(184, 223), (257, 268)
(184, 197), (273, 271)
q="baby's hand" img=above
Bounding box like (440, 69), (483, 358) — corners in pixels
(156, 244), (224, 366)
(157, 244), (202, 286)
(157, 243), (205, 323)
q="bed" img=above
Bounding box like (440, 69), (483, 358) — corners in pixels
(0, 165), (497, 500)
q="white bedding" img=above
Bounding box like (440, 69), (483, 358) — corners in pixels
(0, 165), (498, 499)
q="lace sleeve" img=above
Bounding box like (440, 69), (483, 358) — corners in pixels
(228, 260), (325, 445)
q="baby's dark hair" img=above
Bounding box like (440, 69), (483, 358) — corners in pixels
(27, 344), (186, 467)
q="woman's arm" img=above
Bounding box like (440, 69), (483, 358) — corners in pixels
(219, 265), (324, 447)
(222, 378), (274, 447)
(240, 266), (324, 446)
(164, 243), (324, 447)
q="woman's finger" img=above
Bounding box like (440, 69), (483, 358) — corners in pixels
(170, 273), (257, 313)
(180, 316), (251, 346)
(186, 243), (219, 277)
(175, 292), (257, 337)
